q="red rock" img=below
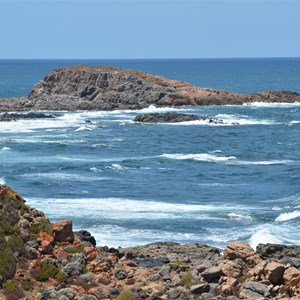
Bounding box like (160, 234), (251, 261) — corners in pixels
(224, 241), (255, 260)
(55, 248), (69, 262)
(39, 239), (53, 254)
(221, 260), (243, 278)
(84, 246), (99, 262)
(52, 220), (74, 243)
(38, 231), (54, 244)
(283, 267), (300, 287)
(107, 253), (119, 264)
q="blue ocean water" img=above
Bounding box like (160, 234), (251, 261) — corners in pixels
(1, 58), (300, 249)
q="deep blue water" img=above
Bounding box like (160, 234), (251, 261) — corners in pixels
(1, 59), (300, 248)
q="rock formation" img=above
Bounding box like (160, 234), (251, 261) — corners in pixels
(1, 65), (300, 112)
(134, 112), (239, 125)
(0, 112), (54, 122)
(0, 184), (300, 299)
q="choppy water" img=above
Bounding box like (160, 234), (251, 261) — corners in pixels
(1, 59), (300, 248)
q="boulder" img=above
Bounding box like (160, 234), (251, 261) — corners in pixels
(52, 220), (74, 243)
(224, 242), (256, 260)
(264, 261), (285, 285)
(239, 281), (270, 299)
(190, 283), (210, 294)
(74, 230), (96, 246)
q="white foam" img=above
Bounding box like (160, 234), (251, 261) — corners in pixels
(1, 147), (11, 151)
(26, 197), (248, 219)
(161, 153), (236, 163)
(245, 102), (300, 108)
(249, 225), (282, 249)
(249, 224), (300, 249)
(108, 164), (125, 170)
(75, 125), (94, 132)
(288, 120), (300, 126)
(275, 211), (300, 222)
(20, 172), (108, 182)
(232, 159), (293, 165)
(0, 177), (5, 185)
(215, 113), (276, 125)
(227, 213), (252, 220)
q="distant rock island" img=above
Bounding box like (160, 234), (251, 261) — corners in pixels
(0, 65), (300, 111)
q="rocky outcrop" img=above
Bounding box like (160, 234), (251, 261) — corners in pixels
(0, 184), (300, 300)
(1, 65), (300, 112)
(0, 112), (54, 121)
(134, 112), (239, 125)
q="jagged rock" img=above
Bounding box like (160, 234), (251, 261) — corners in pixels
(52, 220), (74, 243)
(190, 283), (210, 294)
(0, 112), (54, 121)
(134, 112), (200, 123)
(224, 242), (256, 260)
(74, 230), (96, 246)
(202, 266), (222, 281)
(264, 261), (285, 285)
(239, 281), (270, 299)
(2, 65), (300, 112)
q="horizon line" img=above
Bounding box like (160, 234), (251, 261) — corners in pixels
(0, 56), (300, 60)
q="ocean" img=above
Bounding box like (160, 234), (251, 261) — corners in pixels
(1, 58), (300, 249)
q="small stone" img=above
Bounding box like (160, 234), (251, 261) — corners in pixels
(114, 268), (128, 280)
(190, 283), (210, 294)
(202, 266), (222, 280)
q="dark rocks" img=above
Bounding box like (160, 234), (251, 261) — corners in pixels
(74, 230), (96, 246)
(134, 112), (239, 125)
(52, 220), (74, 243)
(201, 266), (222, 281)
(239, 281), (270, 299)
(134, 112), (200, 123)
(190, 283), (210, 294)
(0, 112), (54, 121)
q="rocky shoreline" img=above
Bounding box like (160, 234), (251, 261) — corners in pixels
(0, 185), (299, 300)
(0, 65), (300, 112)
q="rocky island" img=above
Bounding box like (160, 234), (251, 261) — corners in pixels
(0, 185), (299, 300)
(0, 65), (300, 112)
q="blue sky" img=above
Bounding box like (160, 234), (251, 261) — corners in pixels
(0, 0), (299, 59)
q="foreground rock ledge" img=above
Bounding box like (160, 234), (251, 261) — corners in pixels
(0, 184), (300, 299)
(1, 65), (300, 112)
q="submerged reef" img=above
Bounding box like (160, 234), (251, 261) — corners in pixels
(0, 184), (299, 299)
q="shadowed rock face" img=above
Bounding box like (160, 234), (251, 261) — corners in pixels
(1, 65), (300, 112)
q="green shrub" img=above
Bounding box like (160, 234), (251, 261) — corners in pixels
(31, 218), (52, 235)
(115, 289), (137, 300)
(0, 246), (17, 281)
(171, 260), (187, 266)
(3, 279), (24, 300)
(68, 244), (85, 254)
(55, 272), (68, 282)
(180, 270), (194, 288)
(32, 263), (59, 282)
(7, 234), (25, 254)
(0, 219), (17, 234)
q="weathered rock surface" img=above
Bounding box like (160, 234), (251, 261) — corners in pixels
(134, 112), (238, 125)
(1, 65), (300, 112)
(1, 184), (300, 300)
(0, 112), (54, 121)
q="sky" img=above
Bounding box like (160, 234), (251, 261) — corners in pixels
(0, 0), (299, 59)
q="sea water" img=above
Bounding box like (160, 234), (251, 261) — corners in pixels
(1, 58), (300, 249)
